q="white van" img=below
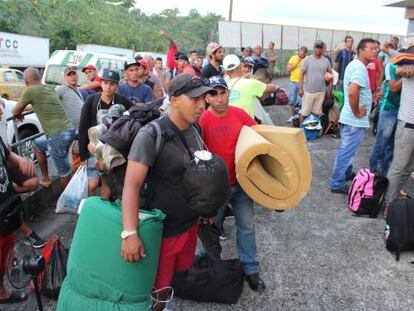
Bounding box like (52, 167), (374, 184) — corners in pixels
(42, 50), (127, 85)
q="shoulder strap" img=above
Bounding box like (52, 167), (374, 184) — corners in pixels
(67, 85), (84, 101)
(151, 121), (163, 157)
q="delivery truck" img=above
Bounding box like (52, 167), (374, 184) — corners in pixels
(0, 31), (49, 68)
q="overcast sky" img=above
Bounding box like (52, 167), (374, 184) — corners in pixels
(136, 0), (407, 35)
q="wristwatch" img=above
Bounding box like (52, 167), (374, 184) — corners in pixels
(121, 230), (137, 239)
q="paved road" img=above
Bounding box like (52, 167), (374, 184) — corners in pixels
(6, 78), (414, 311)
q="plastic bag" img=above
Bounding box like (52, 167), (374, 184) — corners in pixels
(33, 235), (68, 299)
(56, 166), (88, 214)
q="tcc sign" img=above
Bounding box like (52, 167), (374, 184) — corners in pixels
(0, 37), (19, 49)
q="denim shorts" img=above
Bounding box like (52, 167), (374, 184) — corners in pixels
(87, 156), (100, 180)
(288, 81), (302, 107)
(33, 128), (75, 177)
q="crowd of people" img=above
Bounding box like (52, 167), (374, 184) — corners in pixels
(0, 28), (413, 309)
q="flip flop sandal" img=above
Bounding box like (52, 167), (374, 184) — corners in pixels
(0, 290), (28, 304)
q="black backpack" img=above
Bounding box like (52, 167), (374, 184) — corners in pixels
(171, 259), (244, 304)
(385, 196), (414, 261)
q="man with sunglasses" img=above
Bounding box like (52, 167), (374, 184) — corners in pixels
(121, 73), (212, 311)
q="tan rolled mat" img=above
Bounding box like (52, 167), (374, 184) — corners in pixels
(235, 125), (312, 210)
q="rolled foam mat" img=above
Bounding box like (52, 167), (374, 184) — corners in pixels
(235, 125), (312, 210)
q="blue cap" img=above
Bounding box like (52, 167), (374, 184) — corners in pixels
(208, 76), (228, 90)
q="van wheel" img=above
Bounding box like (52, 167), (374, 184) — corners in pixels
(12, 128), (38, 160)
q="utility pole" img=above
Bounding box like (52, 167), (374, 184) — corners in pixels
(229, 0), (233, 21)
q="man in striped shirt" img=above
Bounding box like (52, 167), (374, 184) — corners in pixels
(385, 38), (414, 204)
(334, 35), (355, 91)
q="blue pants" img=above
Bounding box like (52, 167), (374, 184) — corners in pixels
(330, 124), (365, 189)
(369, 109), (398, 176)
(215, 184), (259, 275)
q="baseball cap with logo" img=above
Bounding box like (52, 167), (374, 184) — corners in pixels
(241, 56), (255, 67)
(124, 58), (139, 70)
(206, 42), (222, 56)
(82, 64), (97, 73)
(168, 73), (213, 97)
(100, 70), (120, 83)
(221, 54), (241, 71)
(208, 76), (228, 90)
(64, 66), (78, 75)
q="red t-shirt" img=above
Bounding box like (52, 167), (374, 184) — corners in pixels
(178, 65), (196, 75)
(198, 106), (256, 185)
(166, 43), (178, 70)
(367, 58), (380, 92)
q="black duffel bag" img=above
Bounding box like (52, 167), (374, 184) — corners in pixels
(0, 194), (23, 236)
(171, 259), (244, 304)
(183, 150), (230, 217)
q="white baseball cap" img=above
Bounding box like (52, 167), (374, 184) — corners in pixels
(221, 54), (241, 71)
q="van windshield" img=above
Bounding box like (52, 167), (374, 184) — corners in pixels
(44, 65), (89, 86)
(44, 60), (124, 86)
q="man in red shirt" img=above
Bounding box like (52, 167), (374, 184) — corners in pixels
(198, 76), (266, 292)
(160, 30), (178, 78)
(80, 64), (102, 92)
(367, 40), (384, 102)
(175, 52), (196, 75)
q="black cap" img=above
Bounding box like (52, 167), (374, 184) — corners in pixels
(124, 58), (139, 70)
(168, 73), (213, 97)
(100, 70), (120, 83)
(175, 52), (189, 62)
(314, 40), (325, 48)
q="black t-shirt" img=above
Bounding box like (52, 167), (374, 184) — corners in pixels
(78, 92), (133, 161)
(128, 116), (202, 237)
(201, 62), (223, 80)
(0, 137), (13, 202)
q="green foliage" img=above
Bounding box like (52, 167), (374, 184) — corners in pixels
(0, 0), (223, 55)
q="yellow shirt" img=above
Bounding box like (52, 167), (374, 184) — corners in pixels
(288, 54), (305, 83)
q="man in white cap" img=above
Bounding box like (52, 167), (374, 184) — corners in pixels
(223, 54), (277, 118)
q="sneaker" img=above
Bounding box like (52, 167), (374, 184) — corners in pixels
(330, 185), (349, 195)
(27, 232), (47, 249)
(286, 116), (294, 123)
(345, 172), (356, 181)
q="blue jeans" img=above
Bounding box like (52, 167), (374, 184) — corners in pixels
(330, 124), (365, 189)
(33, 128), (75, 177)
(215, 184), (259, 275)
(369, 109), (398, 176)
(288, 81), (302, 107)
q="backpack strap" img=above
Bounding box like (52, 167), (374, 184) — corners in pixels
(151, 121), (163, 157)
(147, 121), (163, 158)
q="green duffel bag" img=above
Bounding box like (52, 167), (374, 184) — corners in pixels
(57, 196), (165, 311)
